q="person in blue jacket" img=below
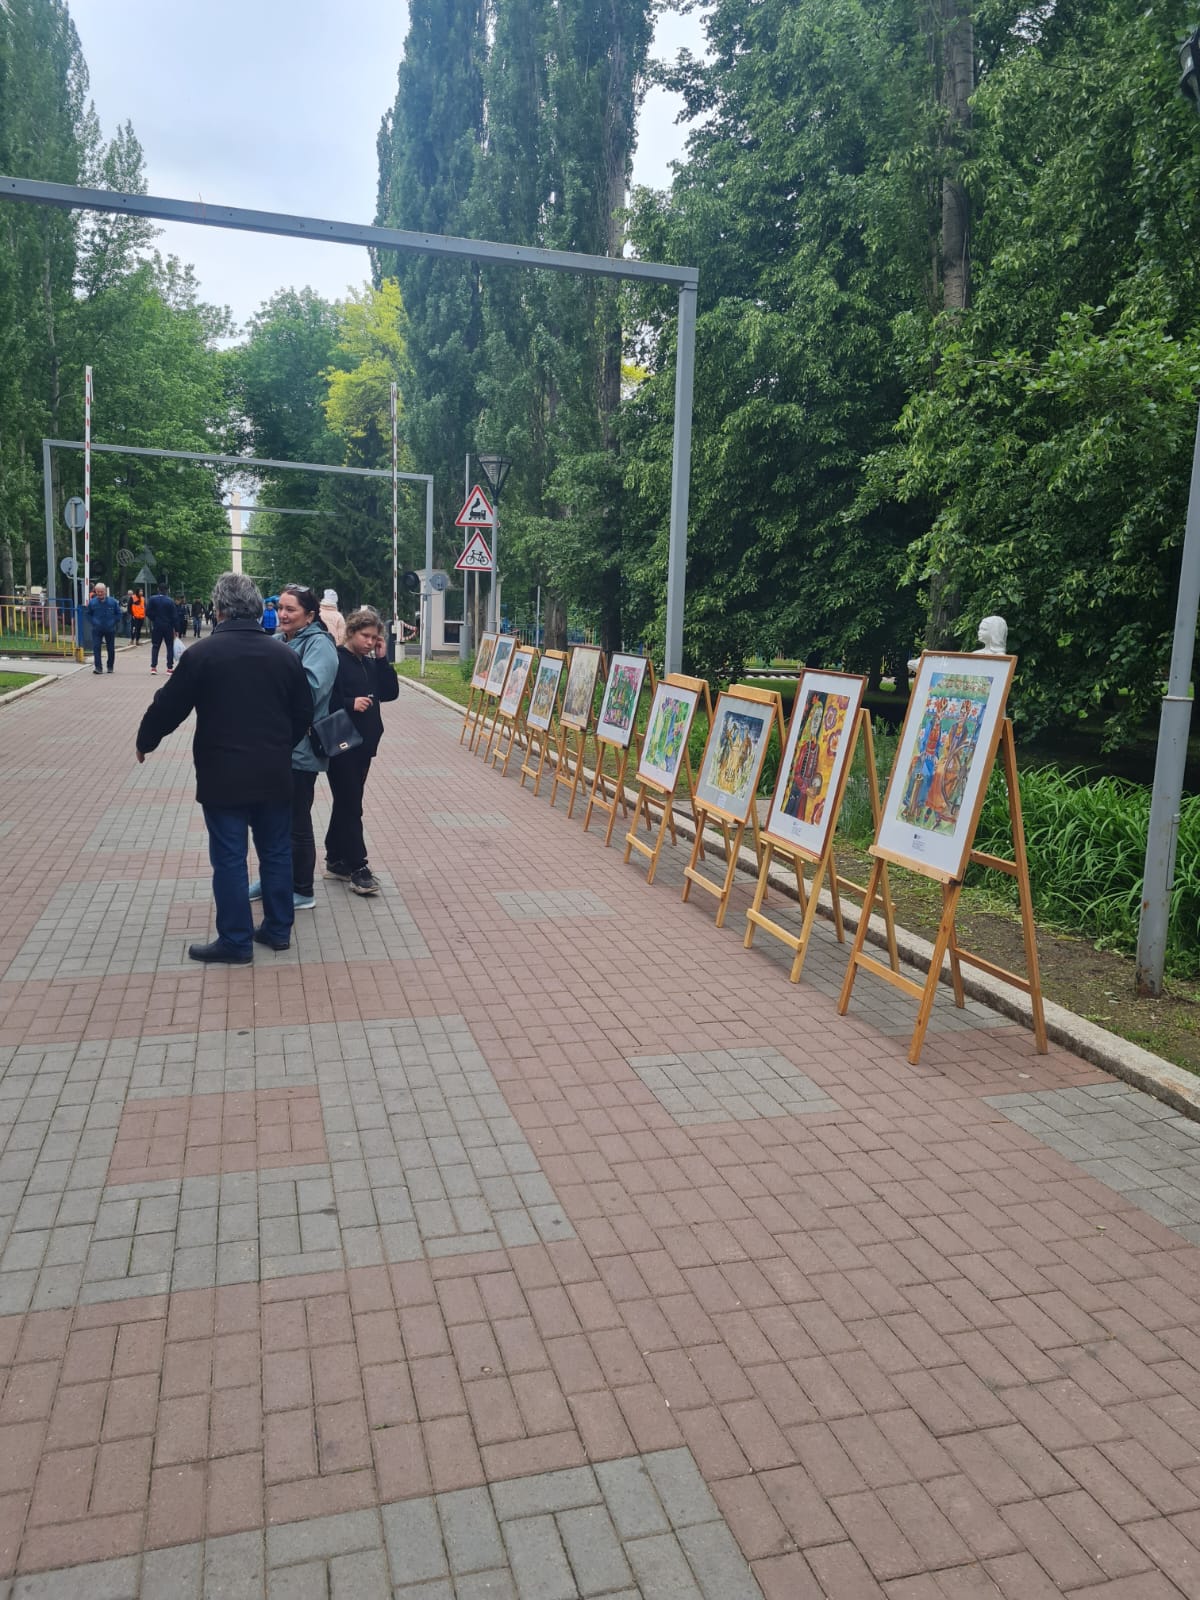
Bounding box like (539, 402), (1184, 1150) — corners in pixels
(262, 596), (279, 635)
(86, 583), (122, 674)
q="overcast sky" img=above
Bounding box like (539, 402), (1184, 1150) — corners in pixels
(66, 0), (702, 332)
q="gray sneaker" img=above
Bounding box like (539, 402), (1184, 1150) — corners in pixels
(350, 868), (380, 897)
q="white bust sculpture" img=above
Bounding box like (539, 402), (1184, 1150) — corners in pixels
(908, 614), (1008, 675)
(975, 615), (1008, 654)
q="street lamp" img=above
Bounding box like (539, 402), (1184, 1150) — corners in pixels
(1135, 27), (1200, 994)
(476, 452), (511, 632)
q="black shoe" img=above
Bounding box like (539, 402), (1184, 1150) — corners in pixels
(324, 861), (352, 881)
(107, 668), (114, 673)
(188, 940), (252, 964)
(93, 669), (103, 675)
(253, 927), (291, 951)
(350, 867), (381, 896)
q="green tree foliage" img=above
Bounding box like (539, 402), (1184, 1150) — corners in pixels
(0, 0), (233, 603)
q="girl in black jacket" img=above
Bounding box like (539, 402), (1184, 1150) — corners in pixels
(323, 607), (399, 895)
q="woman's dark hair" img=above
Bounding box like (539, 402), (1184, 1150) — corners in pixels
(280, 583), (320, 619)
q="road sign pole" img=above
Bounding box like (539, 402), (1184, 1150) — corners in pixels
(42, 438), (57, 638)
(390, 383), (399, 662)
(490, 507), (500, 634)
(83, 367), (92, 603)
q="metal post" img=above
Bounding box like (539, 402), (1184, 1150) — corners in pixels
(664, 283), (697, 677)
(460, 452), (471, 660)
(535, 584), (541, 648)
(42, 438), (57, 639)
(420, 479), (433, 679)
(83, 367), (92, 600)
(490, 508), (500, 634)
(1136, 400), (1200, 993)
(390, 383), (399, 662)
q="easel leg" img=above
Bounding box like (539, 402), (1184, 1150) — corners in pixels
(1002, 719), (1049, 1053)
(603, 751), (630, 846)
(622, 788), (647, 864)
(715, 822), (746, 929)
(788, 851), (830, 983)
(828, 847), (845, 943)
(566, 732), (586, 818)
(878, 863), (900, 972)
(908, 882), (963, 1064)
(837, 857), (884, 1015)
(744, 842), (775, 949)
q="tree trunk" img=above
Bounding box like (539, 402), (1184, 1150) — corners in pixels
(545, 592), (567, 651)
(925, 0), (974, 649)
(0, 538), (14, 597)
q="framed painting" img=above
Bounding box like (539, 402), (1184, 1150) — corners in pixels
(471, 632), (497, 690)
(875, 651), (1016, 880)
(595, 654), (649, 749)
(765, 670), (867, 860)
(498, 647), (536, 717)
(484, 634), (517, 697)
(527, 655), (565, 731)
(560, 645), (603, 729)
(694, 689), (776, 824)
(637, 681), (699, 793)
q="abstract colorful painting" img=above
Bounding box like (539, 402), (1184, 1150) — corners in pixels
(595, 654), (649, 749)
(694, 690), (776, 824)
(765, 670), (866, 859)
(876, 651), (1015, 879)
(483, 634), (517, 697)
(637, 682), (699, 793)
(560, 646), (603, 729)
(471, 632), (497, 690)
(527, 656), (564, 731)
(498, 647), (536, 717)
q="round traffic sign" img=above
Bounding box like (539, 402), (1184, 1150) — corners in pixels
(63, 496), (86, 533)
(60, 556), (77, 577)
(429, 571), (449, 593)
(117, 548), (134, 565)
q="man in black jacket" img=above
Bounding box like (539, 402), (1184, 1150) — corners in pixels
(146, 583), (178, 675)
(135, 572), (313, 963)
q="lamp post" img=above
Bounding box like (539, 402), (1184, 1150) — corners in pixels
(477, 451), (511, 634)
(1135, 26), (1200, 994)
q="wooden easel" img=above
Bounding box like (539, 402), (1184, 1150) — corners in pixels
(745, 709), (899, 981)
(460, 632), (497, 747)
(549, 648), (606, 819)
(682, 685), (786, 927)
(624, 674), (712, 884)
(584, 661), (657, 846)
(520, 650), (567, 796)
(471, 642), (516, 757)
(838, 717), (1047, 1064)
(490, 648), (539, 775)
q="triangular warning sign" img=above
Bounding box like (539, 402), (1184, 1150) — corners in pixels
(454, 484), (496, 528)
(455, 530), (494, 571)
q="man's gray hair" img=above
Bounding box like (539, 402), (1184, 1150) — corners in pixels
(211, 572), (263, 622)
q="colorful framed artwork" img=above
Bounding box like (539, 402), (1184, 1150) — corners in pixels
(471, 632), (497, 690)
(694, 689), (776, 824)
(527, 655), (565, 731)
(595, 654), (649, 749)
(637, 682), (699, 793)
(765, 670), (867, 860)
(875, 651), (1016, 880)
(484, 634), (517, 697)
(498, 647), (536, 717)
(559, 645), (603, 729)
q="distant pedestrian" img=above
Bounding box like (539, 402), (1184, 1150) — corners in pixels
(249, 584), (337, 912)
(262, 596), (278, 636)
(146, 584), (177, 674)
(191, 599), (203, 638)
(175, 597), (188, 641)
(319, 589), (346, 647)
(135, 572), (313, 963)
(324, 607), (399, 896)
(86, 583), (121, 674)
(129, 590), (145, 645)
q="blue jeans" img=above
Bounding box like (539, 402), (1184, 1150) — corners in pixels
(92, 628), (115, 671)
(202, 801), (293, 954)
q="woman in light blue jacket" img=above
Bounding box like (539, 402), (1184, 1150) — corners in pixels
(251, 583), (338, 910)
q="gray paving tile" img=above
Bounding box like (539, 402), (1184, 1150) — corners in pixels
(627, 1046), (841, 1125)
(494, 889), (614, 921)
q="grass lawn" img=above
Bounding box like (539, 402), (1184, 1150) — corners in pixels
(0, 671), (41, 694)
(395, 658), (474, 709)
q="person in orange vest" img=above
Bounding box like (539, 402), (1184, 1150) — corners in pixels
(129, 590), (146, 645)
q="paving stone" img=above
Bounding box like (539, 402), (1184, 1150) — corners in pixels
(627, 1047), (841, 1125)
(494, 890), (613, 922)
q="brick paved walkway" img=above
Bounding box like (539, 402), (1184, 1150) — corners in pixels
(2, 661), (1200, 1597)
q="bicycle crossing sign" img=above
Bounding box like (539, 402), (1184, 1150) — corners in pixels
(454, 485), (496, 528)
(455, 530), (494, 572)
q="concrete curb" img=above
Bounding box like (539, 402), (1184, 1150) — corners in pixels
(398, 677), (1200, 1119)
(0, 673), (61, 709)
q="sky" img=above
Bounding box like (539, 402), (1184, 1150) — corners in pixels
(65, 0), (703, 332)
